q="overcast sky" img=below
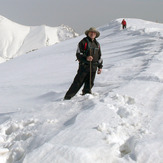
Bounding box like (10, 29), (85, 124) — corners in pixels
(0, 0), (163, 34)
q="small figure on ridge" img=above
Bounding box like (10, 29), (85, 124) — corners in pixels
(121, 19), (127, 29)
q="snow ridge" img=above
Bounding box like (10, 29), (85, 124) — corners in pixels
(0, 15), (78, 63)
(0, 18), (163, 163)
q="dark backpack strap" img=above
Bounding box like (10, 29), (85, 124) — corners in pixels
(85, 38), (90, 49)
(83, 38), (90, 54)
(96, 40), (100, 48)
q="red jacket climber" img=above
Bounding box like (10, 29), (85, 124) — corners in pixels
(121, 19), (127, 29)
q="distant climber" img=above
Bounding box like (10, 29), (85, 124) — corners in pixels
(64, 27), (103, 100)
(121, 19), (127, 29)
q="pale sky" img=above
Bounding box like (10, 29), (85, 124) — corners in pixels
(0, 0), (162, 34)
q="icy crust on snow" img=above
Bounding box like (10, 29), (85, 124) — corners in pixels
(0, 15), (78, 63)
(0, 18), (163, 162)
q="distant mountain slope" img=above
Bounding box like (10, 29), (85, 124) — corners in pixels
(0, 15), (78, 63)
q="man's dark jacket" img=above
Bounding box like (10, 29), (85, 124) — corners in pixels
(76, 36), (103, 71)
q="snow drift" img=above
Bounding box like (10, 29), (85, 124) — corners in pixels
(0, 15), (78, 63)
(0, 18), (163, 163)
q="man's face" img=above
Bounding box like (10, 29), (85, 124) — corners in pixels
(88, 31), (96, 39)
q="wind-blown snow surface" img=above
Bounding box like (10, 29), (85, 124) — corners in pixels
(0, 18), (163, 163)
(0, 15), (78, 63)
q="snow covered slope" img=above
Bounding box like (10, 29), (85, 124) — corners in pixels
(0, 18), (163, 163)
(0, 15), (78, 63)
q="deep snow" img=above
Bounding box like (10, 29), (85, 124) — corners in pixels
(0, 15), (78, 63)
(0, 18), (163, 163)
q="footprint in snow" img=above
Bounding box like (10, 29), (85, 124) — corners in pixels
(0, 118), (39, 162)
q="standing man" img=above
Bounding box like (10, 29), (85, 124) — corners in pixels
(64, 27), (103, 100)
(121, 19), (127, 29)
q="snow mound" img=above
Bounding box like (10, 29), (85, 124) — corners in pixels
(0, 15), (78, 63)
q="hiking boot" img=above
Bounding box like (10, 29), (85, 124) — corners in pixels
(64, 96), (71, 100)
(81, 91), (92, 96)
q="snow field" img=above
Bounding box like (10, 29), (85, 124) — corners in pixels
(0, 18), (163, 162)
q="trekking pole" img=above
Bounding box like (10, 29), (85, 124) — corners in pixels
(90, 48), (92, 93)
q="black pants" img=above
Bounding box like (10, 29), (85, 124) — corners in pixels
(64, 64), (97, 99)
(122, 25), (126, 29)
